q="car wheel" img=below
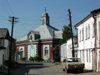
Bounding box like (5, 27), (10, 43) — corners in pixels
(63, 68), (65, 71)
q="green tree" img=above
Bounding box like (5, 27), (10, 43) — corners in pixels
(54, 25), (71, 62)
(60, 25), (71, 44)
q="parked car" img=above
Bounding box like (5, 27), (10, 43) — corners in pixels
(62, 58), (84, 73)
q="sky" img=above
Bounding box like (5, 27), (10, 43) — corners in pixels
(0, 0), (100, 39)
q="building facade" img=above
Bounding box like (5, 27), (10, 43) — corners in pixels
(16, 11), (62, 61)
(75, 8), (100, 71)
(60, 38), (78, 62)
(93, 9), (100, 72)
(0, 28), (16, 65)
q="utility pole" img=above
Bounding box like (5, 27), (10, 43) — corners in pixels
(8, 16), (18, 74)
(68, 9), (75, 57)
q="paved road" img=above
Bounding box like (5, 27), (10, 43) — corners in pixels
(12, 63), (100, 75)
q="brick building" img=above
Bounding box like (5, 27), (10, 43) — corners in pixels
(15, 10), (62, 61)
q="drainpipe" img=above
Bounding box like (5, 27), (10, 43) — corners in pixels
(92, 12), (97, 72)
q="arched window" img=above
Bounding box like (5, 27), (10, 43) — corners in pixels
(44, 47), (48, 56)
(30, 35), (33, 40)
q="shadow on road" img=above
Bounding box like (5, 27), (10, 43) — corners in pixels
(11, 62), (49, 75)
(67, 69), (93, 74)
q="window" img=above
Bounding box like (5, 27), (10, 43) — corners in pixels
(78, 30), (80, 42)
(86, 50), (88, 62)
(82, 28), (84, 41)
(74, 50), (78, 58)
(88, 25), (90, 39)
(79, 30), (81, 42)
(42, 19), (46, 25)
(44, 47), (48, 56)
(30, 35), (33, 40)
(19, 47), (24, 57)
(89, 49), (91, 63)
(0, 39), (4, 46)
(92, 23), (95, 37)
(83, 50), (84, 62)
(85, 26), (88, 40)
(80, 50), (84, 62)
(67, 58), (80, 62)
(86, 49), (91, 63)
(80, 50), (82, 62)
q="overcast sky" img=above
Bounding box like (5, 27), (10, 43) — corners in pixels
(0, 0), (100, 39)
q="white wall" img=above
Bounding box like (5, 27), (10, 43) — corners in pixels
(60, 43), (67, 62)
(67, 39), (72, 58)
(96, 14), (100, 72)
(60, 38), (78, 62)
(77, 17), (95, 70)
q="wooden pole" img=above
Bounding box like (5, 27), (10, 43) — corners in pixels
(68, 9), (75, 57)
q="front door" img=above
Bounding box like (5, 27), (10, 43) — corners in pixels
(43, 45), (50, 60)
(28, 44), (36, 60)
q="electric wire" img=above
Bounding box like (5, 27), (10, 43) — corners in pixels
(0, 0), (12, 19)
(6, 0), (14, 16)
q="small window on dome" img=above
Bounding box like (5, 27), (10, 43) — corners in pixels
(30, 35), (33, 40)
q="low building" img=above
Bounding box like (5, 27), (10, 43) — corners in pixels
(0, 28), (16, 65)
(16, 10), (62, 61)
(60, 37), (78, 62)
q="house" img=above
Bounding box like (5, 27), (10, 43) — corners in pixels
(75, 8), (100, 71)
(0, 28), (16, 65)
(92, 9), (100, 72)
(16, 10), (62, 61)
(60, 37), (78, 62)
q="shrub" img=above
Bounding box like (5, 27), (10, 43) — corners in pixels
(22, 57), (26, 61)
(33, 56), (43, 62)
(29, 56), (34, 61)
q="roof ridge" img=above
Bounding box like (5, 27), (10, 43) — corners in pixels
(47, 25), (59, 31)
(44, 25), (53, 38)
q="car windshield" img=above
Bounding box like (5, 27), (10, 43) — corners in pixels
(67, 58), (80, 62)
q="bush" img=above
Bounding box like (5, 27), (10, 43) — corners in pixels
(29, 56), (34, 61)
(33, 56), (43, 62)
(22, 57), (26, 61)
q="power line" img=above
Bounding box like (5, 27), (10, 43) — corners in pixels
(6, 0), (14, 15)
(0, 0), (11, 16)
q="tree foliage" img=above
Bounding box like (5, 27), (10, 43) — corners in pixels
(54, 25), (71, 62)
(60, 25), (71, 44)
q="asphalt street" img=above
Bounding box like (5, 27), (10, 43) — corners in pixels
(11, 63), (100, 75)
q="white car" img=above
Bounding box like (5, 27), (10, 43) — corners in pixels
(62, 58), (84, 73)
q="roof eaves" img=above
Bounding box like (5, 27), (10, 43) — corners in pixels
(75, 8), (100, 28)
(75, 14), (92, 27)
